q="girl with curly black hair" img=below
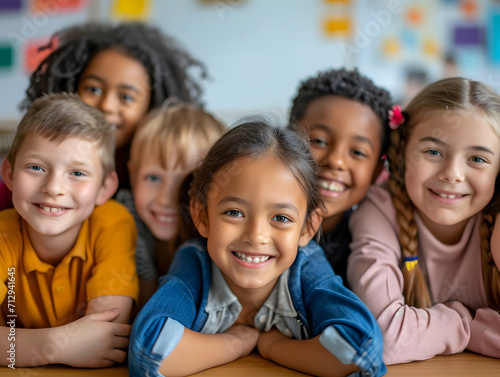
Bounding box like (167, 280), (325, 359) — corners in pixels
(20, 21), (207, 192)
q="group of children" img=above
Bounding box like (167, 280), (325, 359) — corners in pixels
(0, 20), (499, 377)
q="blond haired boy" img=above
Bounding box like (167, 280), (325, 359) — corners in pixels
(116, 102), (225, 310)
(0, 93), (138, 368)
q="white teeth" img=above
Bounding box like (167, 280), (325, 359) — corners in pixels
(319, 180), (345, 192)
(155, 214), (177, 224)
(234, 252), (270, 263)
(435, 192), (463, 199)
(39, 204), (65, 212)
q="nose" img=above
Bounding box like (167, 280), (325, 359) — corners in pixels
(325, 145), (346, 171)
(438, 157), (464, 183)
(241, 217), (271, 246)
(42, 171), (65, 197)
(97, 92), (118, 115)
(154, 180), (176, 207)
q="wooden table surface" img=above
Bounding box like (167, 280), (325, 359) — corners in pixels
(1, 352), (498, 376)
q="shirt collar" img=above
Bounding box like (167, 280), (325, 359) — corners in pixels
(23, 218), (88, 274)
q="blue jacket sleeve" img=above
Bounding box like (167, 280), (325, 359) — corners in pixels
(291, 241), (386, 377)
(129, 241), (209, 377)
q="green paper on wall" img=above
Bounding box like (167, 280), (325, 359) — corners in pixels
(0, 45), (13, 69)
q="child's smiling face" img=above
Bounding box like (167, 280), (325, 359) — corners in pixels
(3, 133), (115, 246)
(192, 154), (313, 297)
(77, 48), (151, 149)
(299, 95), (383, 232)
(404, 110), (500, 243)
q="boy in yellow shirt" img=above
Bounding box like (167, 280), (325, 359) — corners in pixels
(0, 93), (139, 368)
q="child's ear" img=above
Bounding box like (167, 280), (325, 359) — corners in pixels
(1, 159), (14, 191)
(96, 171), (119, 206)
(298, 209), (323, 247)
(190, 199), (209, 238)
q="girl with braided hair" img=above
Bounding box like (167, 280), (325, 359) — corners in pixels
(348, 77), (500, 364)
(0, 22), (207, 210)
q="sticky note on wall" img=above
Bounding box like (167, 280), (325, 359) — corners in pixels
(454, 25), (483, 46)
(0, 45), (14, 69)
(323, 17), (351, 36)
(112, 0), (151, 20)
(31, 0), (86, 13)
(24, 37), (57, 73)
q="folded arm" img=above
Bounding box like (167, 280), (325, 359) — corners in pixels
(0, 309), (130, 367)
(159, 323), (259, 376)
(258, 329), (358, 377)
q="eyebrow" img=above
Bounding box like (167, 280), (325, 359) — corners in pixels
(419, 136), (496, 155)
(24, 153), (94, 168)
(81, 74), (142, 94)
(311, 124), (376, 151)
(218, 196), (300, 216)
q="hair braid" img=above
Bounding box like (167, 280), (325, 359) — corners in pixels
(388, 124), (433, 308)
(480, 214), (500, 311)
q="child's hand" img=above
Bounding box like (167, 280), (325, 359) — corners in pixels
(56, 308), (131, 368)
(257, 328), (289, 359)
(224, 324), (260, 358)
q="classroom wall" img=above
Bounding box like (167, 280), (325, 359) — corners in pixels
(1, 0), (500, 128)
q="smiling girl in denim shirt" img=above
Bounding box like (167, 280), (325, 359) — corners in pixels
(129, 118), (385, 377)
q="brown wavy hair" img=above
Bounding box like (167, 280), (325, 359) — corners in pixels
(387, 77), (500, 309)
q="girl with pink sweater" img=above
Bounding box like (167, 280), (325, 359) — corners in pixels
(348, 77), (500, 364)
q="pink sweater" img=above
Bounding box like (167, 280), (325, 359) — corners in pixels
(348, 185), (500, 364)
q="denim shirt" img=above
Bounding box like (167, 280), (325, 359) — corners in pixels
(129, 238), (386, 377)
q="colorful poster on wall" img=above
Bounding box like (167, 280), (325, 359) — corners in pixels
(111, 0), (151, 20)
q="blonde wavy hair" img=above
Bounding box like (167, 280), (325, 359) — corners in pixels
(388, 77), (500, 310)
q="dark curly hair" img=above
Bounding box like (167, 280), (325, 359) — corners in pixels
(289, 68), (393, 156)
(21, 22), (207, 111)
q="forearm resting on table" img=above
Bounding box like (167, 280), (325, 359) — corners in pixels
(86, 295), (133, 324)
(0, 326), (67, 366)
(159, 326), (257, 376)
(259, 332), (359, 377)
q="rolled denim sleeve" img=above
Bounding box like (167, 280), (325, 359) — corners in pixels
(293, 241), (386, 377)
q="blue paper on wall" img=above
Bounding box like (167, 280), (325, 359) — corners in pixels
(453, 25), (483, 46)
(0, 0), (22, 12)
(488, 13), (500, 64)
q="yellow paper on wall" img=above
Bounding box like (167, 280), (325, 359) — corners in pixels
(323, 17), (351, 36)
(112, 0), (151, 20)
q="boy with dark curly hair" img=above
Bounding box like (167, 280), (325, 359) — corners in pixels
(289, 68), (393, 285)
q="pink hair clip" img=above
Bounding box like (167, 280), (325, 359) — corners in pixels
(388, 104), (405, 130)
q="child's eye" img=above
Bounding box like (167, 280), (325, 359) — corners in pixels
(145, 175), (161, 183)
(470, 156), (487, 164)
(352, 149), (367, 158)
(424, 149), (441, 157)
(71, 171), (86, 177)
(85, 86), (102, 95)
(28, 165), (44, 172)
(272, 215), (291, 223)
(310, 137), (328, 148)
(120, 93), (135, 104)
(225, 210), (243, 218)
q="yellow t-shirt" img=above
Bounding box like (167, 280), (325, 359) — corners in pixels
(0, 199), (139, 328)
